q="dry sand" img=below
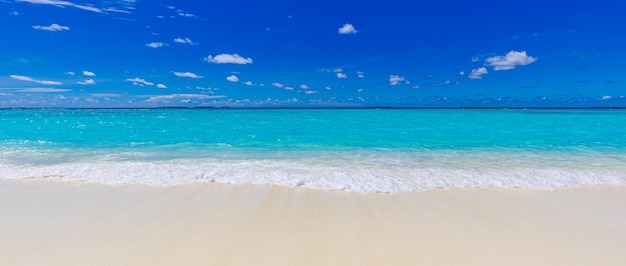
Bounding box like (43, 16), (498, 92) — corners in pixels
(1, 178), (625, 265)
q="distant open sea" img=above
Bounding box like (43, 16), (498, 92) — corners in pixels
(1, 108), (625, 192)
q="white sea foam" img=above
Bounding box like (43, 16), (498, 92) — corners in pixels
(1, 155), (625, 193)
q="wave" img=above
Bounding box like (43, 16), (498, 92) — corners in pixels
(1, 156), (625, 193)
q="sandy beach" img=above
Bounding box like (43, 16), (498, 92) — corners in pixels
(1, 179), (625, 265)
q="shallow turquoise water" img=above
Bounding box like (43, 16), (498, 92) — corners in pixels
(1, 109), (625, 192)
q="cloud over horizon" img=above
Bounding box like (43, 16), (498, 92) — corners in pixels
(226, 75), (239, 82)
(173, 72), (203, 78)
(32, 23), (69, 31)
(10, 75), (62, 85)
(82, 71), (96, 76)
(145, 94), (225, 102)
(174, 38), (195, 45)
(16, 0), (103, 13)
(77, 79), (96, 85)
(389, 75), (405, 86)
(206, 54), (253, 64)
(338, 23), (357, 34)
(15, 87), (71, 93)
(469, 67), (488, 79)
(146, 42), (164, 48)
(486, 51), (537, 71)
(126, 77), (154, 86)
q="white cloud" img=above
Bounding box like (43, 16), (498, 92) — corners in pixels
(244, 81), (254, 86)
(157, 84), (167, 89)
(15, 87), (70, 92)
(333, 68), (343, 73)
(304, 90), (318, 94)
(82, 70), (96, 76)
(357, 71), (365, 78)
(174, 37), (195, 45)
(173, 71), (203, 78)
(389, 75), (405, 86)
(299, 84), (309, 89)
(485, 50), (537, 71)
(459, 71), (465, 76)
(77, 79), (96, 85)
(146, 42), (164, 48)
(10, 75), (62, 85)
(178, 12), (195, 18)
(145, 94), (225, 102)
(205, 54), (253, 64)
(126, 77), (154, 86)
(226, 75), (239, 82)
(337, 73), (348, 79)
(16, 0), (103, 13)
(90, 93), (120, 97)
(468, 67), (488, 79)
(284, 86), (294, 91)
(601, 95), (613, 100)
(338, 23), (357, 34)
(272, 82), (284, 88)
(65, 71), (75, 76)
(32, 23), (69, 31)
(103, 7), (131, 14)
(325, 86), (331, 90)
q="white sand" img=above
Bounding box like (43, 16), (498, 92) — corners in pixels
(1, 178), (625, 265)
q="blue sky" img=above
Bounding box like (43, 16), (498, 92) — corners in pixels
(1, 0), (625, 107)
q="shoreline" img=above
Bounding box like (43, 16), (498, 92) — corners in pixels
(2, 178), (626, 265)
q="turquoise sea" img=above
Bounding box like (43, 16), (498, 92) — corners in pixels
(1, 109), (625, 192)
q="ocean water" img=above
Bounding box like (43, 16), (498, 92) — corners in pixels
(1, 108), (625, 192)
